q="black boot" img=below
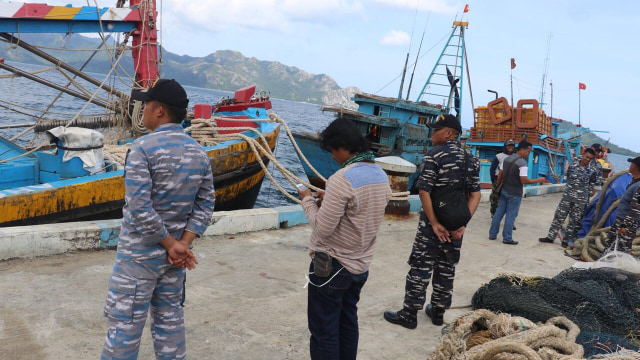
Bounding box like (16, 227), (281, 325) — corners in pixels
(538, 237), (554, 243)
(383, 309), (417, 329)
(425, 304), (444, 326)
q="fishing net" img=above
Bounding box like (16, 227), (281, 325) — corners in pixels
(471, 268), (640, 356)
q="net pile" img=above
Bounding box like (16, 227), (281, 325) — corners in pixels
(471, 268), (640, 357)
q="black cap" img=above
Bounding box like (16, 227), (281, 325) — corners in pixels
(591, 143), (602, 152)
(131, 79), (188, 109)
(427, 114), (462, 133)
(504, 139), (516, 146)
(628, 156), (640, 167)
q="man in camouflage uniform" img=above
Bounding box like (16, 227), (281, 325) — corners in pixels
(101, 79), (215, 360)
(539, 148), (600, 248)
(604, 156), (640, 254)
(589, 143), (605, 184)
(383, 114), (481, 329)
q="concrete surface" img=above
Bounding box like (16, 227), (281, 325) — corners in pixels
(0, 183), (565, 261)
(0, 192), (574, 359)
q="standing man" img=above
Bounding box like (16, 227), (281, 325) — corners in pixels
(603, 156), (640, 254)
(383, 114), (481, 329)
(298, 117), (391, 359)
(101, 79), (215, 360)
(539, 148), (599, 248)
(589, 143), (605, 185)
(489, 139), (516, 217)
(489, 140), (547, 245)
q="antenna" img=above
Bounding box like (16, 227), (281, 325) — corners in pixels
(406, 11), (430, 100)
(539, 33), (552, 107)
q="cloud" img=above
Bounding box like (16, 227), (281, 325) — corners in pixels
(164, 0), (364, 33)
(371, 0), (457, 14)
(380, 30), (411, 46)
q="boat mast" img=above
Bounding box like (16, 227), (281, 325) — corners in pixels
(397, 53), (410, 100)
(416, 20), (467, 117)
(129, 0), (159, 88)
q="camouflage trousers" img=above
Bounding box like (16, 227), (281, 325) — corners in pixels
(402, 231), (462, 313)
(490, 179), (500, 217)
(101, 257), (186, 360)
(605, 218), (640, 254)
(547, 197), (588, 242)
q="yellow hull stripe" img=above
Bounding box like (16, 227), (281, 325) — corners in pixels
(0, 126), (279, 223)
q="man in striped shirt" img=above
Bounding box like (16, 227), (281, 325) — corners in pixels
(298, 117), (391, 360)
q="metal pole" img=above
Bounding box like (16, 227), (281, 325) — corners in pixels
(578, 85), (581, 125)
(0, 33), (128, 99)
(0, 62), (114, 110)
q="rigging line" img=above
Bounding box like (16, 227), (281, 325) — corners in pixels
(34, 35), (112, 126)
(0, 99), (102, 117)
(406, 11), (430, 100)
(373, 30), (450, 95)
(463, 37), (474, 112)
(0, 66), (56, 78)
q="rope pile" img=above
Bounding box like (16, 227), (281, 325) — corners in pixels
(567, 170), (640, 261)
(429, 309), (586, 359)
(184, 118), (219, 145)
(103, 144), (130, 168)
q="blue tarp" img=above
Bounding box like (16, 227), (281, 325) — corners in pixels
(578, 173), (632, 238)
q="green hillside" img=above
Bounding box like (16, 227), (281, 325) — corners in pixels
(0, 34), (343, 104)
(558, 121), (637, 156)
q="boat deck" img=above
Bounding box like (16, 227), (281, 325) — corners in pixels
(0, 193), (574, 359)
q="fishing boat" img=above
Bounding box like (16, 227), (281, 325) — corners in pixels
(466, 97), (569, 188)
(0, 1), (280, 226)
(293, 20), (471, 190)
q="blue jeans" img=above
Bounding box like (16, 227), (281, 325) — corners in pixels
(308, 259), (368, 360)
(489, 191), (522, 242)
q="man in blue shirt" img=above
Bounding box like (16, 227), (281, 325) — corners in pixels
(101, 79), (215, 360)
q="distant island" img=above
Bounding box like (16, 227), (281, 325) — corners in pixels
(557, 121), (637, 157)
(1, 34), (636, 155)
(0, 34), (359, 109)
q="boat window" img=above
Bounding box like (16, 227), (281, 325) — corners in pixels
(379, 106), (391, 118)
(418, 116), (429, 125)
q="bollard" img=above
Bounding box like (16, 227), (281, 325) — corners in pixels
(375, 156), (417, 217)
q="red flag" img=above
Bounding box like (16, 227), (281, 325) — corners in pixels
(510, 58), (516, 70)
(463, 4), (469, 13)
(579, 82), (586, 90)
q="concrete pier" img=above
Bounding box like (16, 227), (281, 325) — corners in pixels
(0, 192), (574, 359)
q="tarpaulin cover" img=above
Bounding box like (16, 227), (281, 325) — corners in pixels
(578, 173), (632, 238)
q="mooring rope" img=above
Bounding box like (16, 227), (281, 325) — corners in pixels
(567, 170), (640, 261)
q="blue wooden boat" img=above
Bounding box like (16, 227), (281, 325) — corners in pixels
(293, 20), (470, 190)
(0, 2), (280, 226)
(466, 97), (569, 188)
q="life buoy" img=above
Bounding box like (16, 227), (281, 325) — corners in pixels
(488, 97), (512, 125)
(515, 99), (539, 129)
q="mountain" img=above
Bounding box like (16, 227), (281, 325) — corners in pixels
(0, 34), (358, 108)
(558, 121), (638, 157)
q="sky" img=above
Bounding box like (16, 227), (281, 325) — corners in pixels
(11, 0), (640, 152)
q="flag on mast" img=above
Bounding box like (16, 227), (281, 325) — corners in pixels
(464, 4), (469, 13)
(579, 82), (586, 90)
(511, 58), (516, 70)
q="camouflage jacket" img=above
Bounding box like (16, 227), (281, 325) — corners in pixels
(563, 157), (600, 203)
(416, 140), (481, 237)
(118, 123), (215, 261)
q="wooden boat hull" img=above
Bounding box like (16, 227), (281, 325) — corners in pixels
(0, 123), (279, 227)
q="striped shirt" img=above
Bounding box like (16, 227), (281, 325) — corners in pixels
(302, 162), (392, 274)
